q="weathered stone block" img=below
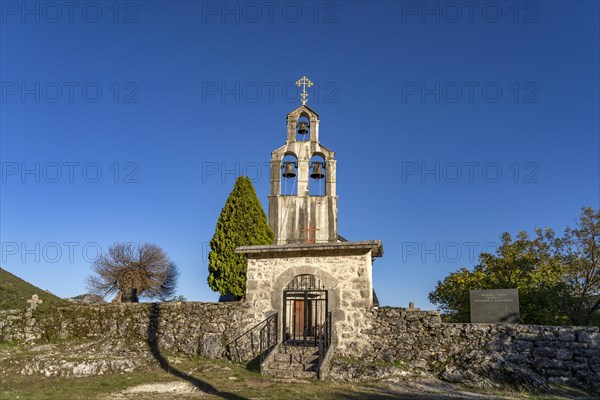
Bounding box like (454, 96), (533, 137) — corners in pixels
(381, 348), (395, 363)
(575, 368), (591, 378)
(582, 349), (600, 358)
(578, 331), (600, 343)
(533, 347), (556, 358)
(556, 348), (573, 361)
(505, 352), (533, 365)
(487, 341), (504, 351)
(558, 329), (576, 342)
(516, 333), (538, 341)
(533, 356), (557, 369)
(535, 340), (560, 348)
(409, 359), (428, 369)
(515, 340), (534, 351)
(418, 350), (431, 359)
(568, 342), (588, 350)
(372, 341), (384, 349)
(542, 331), (557, 340)
(201, 334), (223, 358)
(546, 369), (572, 377)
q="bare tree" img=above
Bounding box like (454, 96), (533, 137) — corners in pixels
(87, 242), (179, 303)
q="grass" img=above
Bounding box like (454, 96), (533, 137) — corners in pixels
(0, 267), (68, 311)
(0, 356), (349, 400)
(1, 353), (596, 400)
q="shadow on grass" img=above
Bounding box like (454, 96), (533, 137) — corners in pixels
(325, 387), (494, 400)
(244, 357), (261, 373)
(147, 303), (247, 400)
(326, 383), (598, 400)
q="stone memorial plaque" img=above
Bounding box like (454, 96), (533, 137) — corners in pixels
(470, 289), (519, 323)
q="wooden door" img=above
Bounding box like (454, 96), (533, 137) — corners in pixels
(294, 299), (315, 338)
(294, 299), (305, 337)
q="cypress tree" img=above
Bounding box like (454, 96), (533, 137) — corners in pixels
(207, 176), (274, 298)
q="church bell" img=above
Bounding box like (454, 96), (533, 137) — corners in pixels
(282, 161), (297, 179)
(310, 162), (325, 180)
(297, 121), (309, 135)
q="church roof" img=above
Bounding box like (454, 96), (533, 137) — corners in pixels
(287, 104), (319, 117)
(236, 240), (383, 258)
(218, 294), (238, 302)
(337, 234), (349, 242)
(373, 289), (380, 308)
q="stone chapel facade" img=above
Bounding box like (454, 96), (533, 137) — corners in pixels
(237, 98), (383, 359)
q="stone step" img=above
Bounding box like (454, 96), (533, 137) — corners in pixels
(277, 345), (319, 364)
(262, 367), (317, 379)
(296, 355), (319, 364)
(278, 346), (318, 356)
(274, 353), (318, 364)
(261, 345), (320, 379)
(279, 345), (318, 353)
(265, 361), (318, 372)
(273, 353), (292, 363)
(265, 361), (302, 371)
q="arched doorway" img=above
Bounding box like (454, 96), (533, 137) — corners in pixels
(283, 274), (328, 346)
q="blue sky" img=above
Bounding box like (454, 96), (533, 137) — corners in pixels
(1, 1), (598, 308)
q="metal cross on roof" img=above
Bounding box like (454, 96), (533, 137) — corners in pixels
(295, 76), (313, 105)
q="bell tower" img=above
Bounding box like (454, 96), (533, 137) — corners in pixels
(268, 76), (338, 244)
(240, 76), (383, 365)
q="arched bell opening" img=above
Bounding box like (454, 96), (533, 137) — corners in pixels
(295, 116), (310, 142)
(283, 274), (328, 346)
(308, 154), (326, 196)
(280, 153), (298, 195)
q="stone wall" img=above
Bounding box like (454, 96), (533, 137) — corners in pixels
(0, 302), (261, 362)
(3, 302), (599, 390)
(243, 244), (377, 355)
(363, 308), (600, 390)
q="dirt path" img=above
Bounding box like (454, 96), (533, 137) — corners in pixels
(101, 378), (586, 400)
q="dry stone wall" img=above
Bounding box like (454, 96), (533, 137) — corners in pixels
(0, 302), (260, 362)
(363, 308), (600, 390)
(2, 302), (599, 390)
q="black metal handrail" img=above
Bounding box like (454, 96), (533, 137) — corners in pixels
(317, 311), (332, 375)
(225, 312), (278, 363)
(259, 313), (278, 364)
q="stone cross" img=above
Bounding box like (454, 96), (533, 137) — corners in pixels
(27, 294), (43, 310)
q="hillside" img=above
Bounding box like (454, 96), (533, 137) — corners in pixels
(0, 267), (67, 310)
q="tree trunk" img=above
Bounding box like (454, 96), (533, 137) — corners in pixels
(121, 287), (139, 303)
(112, 290), (122, 303)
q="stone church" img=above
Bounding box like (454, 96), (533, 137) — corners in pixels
(236, 77), (383, 374)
